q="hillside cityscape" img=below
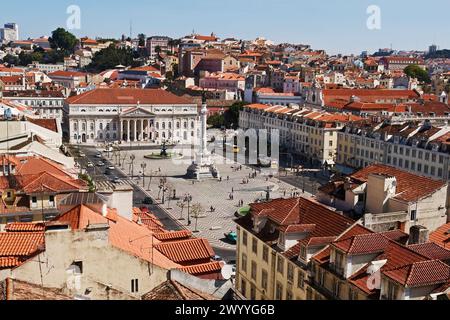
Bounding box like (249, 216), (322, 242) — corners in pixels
(0, 14), (450, 303)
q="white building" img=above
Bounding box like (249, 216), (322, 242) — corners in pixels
(0, 23), (19, 43)
(66, 88), (200, 145)
(2, 90), (65, 121)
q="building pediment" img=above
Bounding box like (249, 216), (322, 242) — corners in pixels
(120, 107), (156, 118)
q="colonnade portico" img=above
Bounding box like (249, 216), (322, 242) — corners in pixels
(120, 118), (155, 143)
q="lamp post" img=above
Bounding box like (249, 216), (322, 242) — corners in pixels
(140, 162), (147, 187)
(129, 154), (136, 177)
(183, 193), (193, 226)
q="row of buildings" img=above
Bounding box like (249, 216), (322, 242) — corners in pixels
(235, 163), (450, 300)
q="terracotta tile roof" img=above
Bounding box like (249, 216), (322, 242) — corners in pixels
(155, 238), (215, 264)
(48, 70), (87, 78)
(380, 230), (410, 245)
(430, 222), (450, 249)
(279, 224), (316, 234)
(66, 88), (194, 105)
(0, 257), (20, 269)
(142, 280), (218, 300)
(179, 261), (223, 275)
(333, 233), (391, 255)
(0, 232), (44, 257)
(55, 205), (179, 269)
(350, 164), (446, 202)
(26, 118), (58, 133)
(1, 278), (71, 300)
(4, 223), (45, 233)
(383, 260), (450, 288)
(408, 243), (450, 261)
(153, 230), (193, 242)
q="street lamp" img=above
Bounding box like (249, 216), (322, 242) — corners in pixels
(183, 193), (193, 226)
(130, 154), (136, 177)
(140, 162), (147, 187)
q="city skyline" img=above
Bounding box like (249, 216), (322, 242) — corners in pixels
(1, 0), (449, 54)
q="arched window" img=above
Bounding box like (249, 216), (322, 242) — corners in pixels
(162, 122), (166, 130)
(82, 123), (86, 131)
(191, 121), (195, 129)
(176, 122), (180, 129)
(100, 123), (103, 130)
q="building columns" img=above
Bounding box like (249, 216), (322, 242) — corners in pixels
(127, 120), (130, 142)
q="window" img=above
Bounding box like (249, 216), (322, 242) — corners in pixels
(306, 287), (313, 300)
(250, 285), (256, 300)
(72, 261), (83, 274)
(241, 279), (247, 296)
(349, 288), (358, 300)
(262, 246), (269, 263)
(31, 196), (38, 208)
(131, 279), (139, 293)
(241, 254), (248, 273)
(242, 230), (248, 246)
(275, 282), (283, 300)
(261, 269), (268, 290)
(410, 209), (417, 221)
(49, 195), (55, 207)
(251, 261), (257, 280)
(277, 256), (284, 275)
(287, 263), (294, 283)
(297, 271), (305, 289)
(333, 279), (341, 298)
(318, 268), (324, 286)
(252, 238), (258, 254)
(387, 282), (397, 300)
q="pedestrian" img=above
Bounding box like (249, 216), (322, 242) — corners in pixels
(232, 187), (234, 193)
(227, 176), (230, 181)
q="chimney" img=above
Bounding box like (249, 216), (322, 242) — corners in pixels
(409, 225), (429, 245)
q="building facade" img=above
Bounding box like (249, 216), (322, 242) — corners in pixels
(66, 88), (199, 145)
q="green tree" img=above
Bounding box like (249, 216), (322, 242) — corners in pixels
(224, 101), (248, 129)
(48, 28), (78, 53)
(207, 113), (225, 128)
(138, 34), (146, 47)
(2, 54), (19, 65)
(87, 44), (134, 72)
(404, 64), (431, 83)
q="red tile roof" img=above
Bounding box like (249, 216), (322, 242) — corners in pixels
(66, 88), (194, 105)
(153, 230), (193, 242)
(383, 260), (450, 288)
(0, 257), (20, 269)
(26, 118), (58, 133)
(408, 243), (450, 261)
(334, 233), (390, 255)
(0, 232), (44, 257)
(351, 164), (446, 202)
(430, 222), (450, 249)
(4, 223), (45, 233)
(179, 261), (223, 275)
(155, 238), (215, 264)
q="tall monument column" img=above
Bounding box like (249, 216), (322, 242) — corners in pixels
(186, 93), (220, 181)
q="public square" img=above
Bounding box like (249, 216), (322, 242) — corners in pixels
(99, 146), (313, 250)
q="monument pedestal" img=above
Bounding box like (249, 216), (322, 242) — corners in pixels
(187, 156), (220, 181)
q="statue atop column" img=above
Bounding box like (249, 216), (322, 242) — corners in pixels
(186, 93), (220, 180)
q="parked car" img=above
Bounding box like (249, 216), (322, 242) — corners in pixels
(79, 152), (86, 157)
(111, 176), (121, 184)
(86, 162), (94, 168)
(107, 165), (115, 171)
(224, 231), (237, 244)
(95, 153), (102, 158)
(97, 161), (105, 167)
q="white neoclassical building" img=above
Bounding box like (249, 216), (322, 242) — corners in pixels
(65, 88), (200, 145)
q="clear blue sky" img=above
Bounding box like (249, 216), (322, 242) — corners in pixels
(1, 0), (449, 54)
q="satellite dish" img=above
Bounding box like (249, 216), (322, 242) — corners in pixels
(221, 264), (236, 280)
